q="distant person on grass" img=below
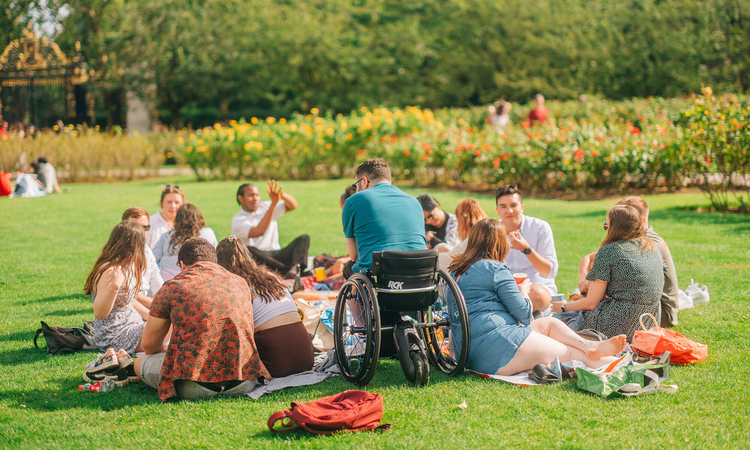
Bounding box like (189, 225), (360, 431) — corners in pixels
(551, 205), (666, 341)
(448, 218), (626, 376)
(153, 203), (218, 281)
(575, 196), (678, 328)
(146, 185), (186, 249)
(135, 238), (270, 401)
(232, 180), (309, 278)
(84, 221), (149, 353)
(488, 100), (512, 133)
(216, 236), (313, 378)
(35, 157), (62, 194)
(527, 94), (549, 126)
(341, 158), (427, 279)
(121, 207), (163, 307)
(495, 185), (558, 314)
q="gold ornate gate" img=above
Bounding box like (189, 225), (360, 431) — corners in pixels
(0, 27), (95, 127)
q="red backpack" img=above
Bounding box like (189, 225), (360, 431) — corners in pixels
(268, 390), (391, 435)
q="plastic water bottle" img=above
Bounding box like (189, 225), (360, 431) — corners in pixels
(78, 378), (115, 393)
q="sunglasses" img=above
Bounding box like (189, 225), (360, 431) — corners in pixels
(165, 184), (182, 191)
(352, 177), (366, 192)
(142, 224), (151, 231)
(603, 222), (609, 231)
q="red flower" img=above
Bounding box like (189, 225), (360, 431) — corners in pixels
(380, 137), (387, 143)
(474, 150), (481, 157)
(500, 154), (508, 161)
(630, 126), (641, 135)
(421, 142), (432, 152)
(706, 156), (712, 164)
(597, 136), (604, 142)
(390, 135), (398, 142)
(358, 149), (365, 155)
(574, 148), (585, 162)
(468, 127), (474, 133)
(492, 158), (500, 167)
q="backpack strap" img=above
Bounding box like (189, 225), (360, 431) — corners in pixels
(267, 410), (299, 434)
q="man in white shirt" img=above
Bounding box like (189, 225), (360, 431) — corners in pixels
(231, 180), (309, 277)
(495, 185), (558, 313)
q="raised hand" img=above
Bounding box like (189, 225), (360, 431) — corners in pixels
(509, 230), (530, 252)
(267, 179), (282, 203)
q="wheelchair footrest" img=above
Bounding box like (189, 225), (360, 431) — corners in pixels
(393, 320), (430, 386)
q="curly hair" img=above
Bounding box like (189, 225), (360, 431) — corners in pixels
(169, 204), (206, 252)
(216, 237), (287, 302)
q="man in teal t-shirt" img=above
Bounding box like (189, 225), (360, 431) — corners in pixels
(342, 158), (427, 277)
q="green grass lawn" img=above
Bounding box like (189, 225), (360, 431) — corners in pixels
(1, 177), (749, 449)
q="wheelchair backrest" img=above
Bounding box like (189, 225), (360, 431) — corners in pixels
(371, 249), (439, 291)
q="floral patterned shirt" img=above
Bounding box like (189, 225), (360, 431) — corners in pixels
(149, 261), (270, 402)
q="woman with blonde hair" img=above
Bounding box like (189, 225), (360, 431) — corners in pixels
(146, 184), (186, 248)
(217, 236), (313, 378)
(84, 221), (148, 353)
(551, 205), (665, 340)
(438, 198), (487, 271)
(448, 218), (626, 376)
(153, 203), (217, 281)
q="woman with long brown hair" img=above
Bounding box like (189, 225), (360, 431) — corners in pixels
(153, 203), (217, 280)
(217, 236), (313, 378)
(146, 185), (186, 249)
(448, 218), (626, 376)
(84, 221), (148, 353)
(551, 205), (665, 340)
(438, 198), (487, 271)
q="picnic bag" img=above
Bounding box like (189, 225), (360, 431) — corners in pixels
(631, 313), (708, 365)
(268, 390), (391, 434)
(34, 321), (97, 356)
(575, 352), (677, 397)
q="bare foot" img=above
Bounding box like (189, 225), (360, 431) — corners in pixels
(586, 335), (627, 360)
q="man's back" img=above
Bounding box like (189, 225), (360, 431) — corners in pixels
(149, 261), (269, 401)
(342, 183), (427, 272)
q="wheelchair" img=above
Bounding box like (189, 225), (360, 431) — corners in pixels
(333, 249), (470, 386)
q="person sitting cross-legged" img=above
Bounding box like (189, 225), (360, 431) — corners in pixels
(576, 196), (679, 328)
(495, 185), (559, 314)
(135, 237), (270, 401)
(232, 180), (309, 278)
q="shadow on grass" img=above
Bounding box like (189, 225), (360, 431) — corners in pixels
(6, 376), (161, 412)
(42, 307), (92, 318)
(653, 207), (750, 231)
(17, 293), (90, 305)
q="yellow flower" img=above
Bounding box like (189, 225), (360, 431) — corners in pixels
(279, 118), (286, 124)
(290, 124), (297, 132)
(266, 117), (276, 124)
(251, 117), (259, 125)
(346, 133), (352, 140)
(341, 121), (348, 130)
(251, 130), (259, 137)
(326, 128), (334, 136)
(244, 143), (251, 150)
(189, 133), (196, 139)
(244, 155), (251, 161)
(231, 152), (238, 158)
(360, 106), (368, 112)
(325, 143), (332, 149)
(311, 108), (320, 115)
(315, 124), (325, 132)
(230, 120), (238, 126)
(177, 137), (184, 144)
(314, 117), (325, 124)
(167, 152), (173, 158)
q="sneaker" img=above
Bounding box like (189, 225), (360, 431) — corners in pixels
(691, 285), (710, 304)
(116, 349), (134, 369)
(86, 350), (119, 373)
(677, 289), (693, 310)
(83, 367), (129, 387)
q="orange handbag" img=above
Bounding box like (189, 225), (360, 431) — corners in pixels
(631, 314), (708, 365)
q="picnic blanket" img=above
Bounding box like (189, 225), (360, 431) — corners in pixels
(247, 350), (340, 399)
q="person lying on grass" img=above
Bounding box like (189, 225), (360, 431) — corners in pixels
(135, 237), (270, 401)
(575, 196), (679, 328)
(216, 236), (313, 378)
(84, 221), (149, 353)
(551, 204), (666, 341)
(447, 218), (626, 376)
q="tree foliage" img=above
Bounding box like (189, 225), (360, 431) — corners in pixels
(31, 0), (750, 126)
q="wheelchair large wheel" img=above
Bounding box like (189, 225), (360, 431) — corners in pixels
(333, 273), (381, 386)
(419, 269), (470, 376)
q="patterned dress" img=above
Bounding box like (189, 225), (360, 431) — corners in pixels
(91, 277), (145, 353)
(149, 261), (270, 402)
(582, 240), (666, 341)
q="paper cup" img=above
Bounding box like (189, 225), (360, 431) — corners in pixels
(513, 273), (528, 284)
(314, 267), (326, 282)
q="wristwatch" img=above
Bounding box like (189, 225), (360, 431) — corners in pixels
(522, 247), (532, 255)
(561, 303), (567, 313)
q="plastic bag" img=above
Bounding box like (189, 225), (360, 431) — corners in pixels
(575, 352), (677, 397)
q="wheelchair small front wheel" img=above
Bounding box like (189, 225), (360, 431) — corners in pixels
(420, 269), (470, 376)
(333, 273), (381, 386)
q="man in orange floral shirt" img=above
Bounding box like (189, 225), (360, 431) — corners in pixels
(135, 237), (270, 401)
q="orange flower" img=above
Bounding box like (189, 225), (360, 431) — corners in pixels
(474, 150), (481, 157)
(483, 143), (491, 151)
(358, 149), (366, 155)
(706, 156), (712, 164)
(403, 150), (411, 157)
(492, 158), (500, 167)
(421, 142), (432, 152)
(500, 154), (508, 161)
(522, 122), (530, 129)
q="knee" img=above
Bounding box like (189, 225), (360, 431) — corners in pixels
(529, 286), (552, 311)
(297, 234), (310, 246)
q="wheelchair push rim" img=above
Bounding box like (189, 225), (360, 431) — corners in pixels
(333, 273), (381, 385)
(419, 269), (470, 376)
